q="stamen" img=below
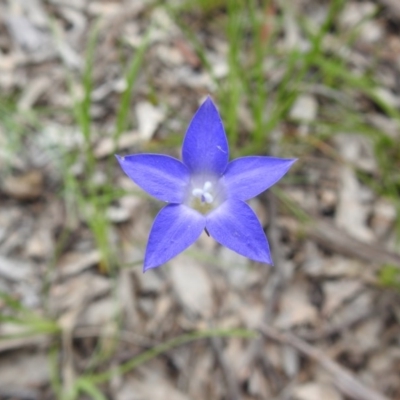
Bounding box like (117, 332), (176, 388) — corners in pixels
(203, 181), (212, 191)
(203, 192), (213, 203)
(192, 188), (203, 197)
(191, 181), (214, 204)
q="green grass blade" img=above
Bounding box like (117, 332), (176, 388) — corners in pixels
(91, 328), (256, 384)
(114, 29), (151, 142)
(76, 379), (108, 400)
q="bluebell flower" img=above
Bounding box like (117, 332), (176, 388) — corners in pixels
(117, 97), (296, 271)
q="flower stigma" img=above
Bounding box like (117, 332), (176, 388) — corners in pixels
(192, 181), (213, 204)
(187, 178), (224, 214)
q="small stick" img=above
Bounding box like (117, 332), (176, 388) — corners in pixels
(210, 336), (242, 400)
(308, 219), (400, 269)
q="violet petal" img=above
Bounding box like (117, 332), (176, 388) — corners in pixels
(206, 199), (272, 264)
(144, 204), (205, 271)
(116, 154), (190, 203)
(182, 97), (229, 176)
(223, 156), (296, 201)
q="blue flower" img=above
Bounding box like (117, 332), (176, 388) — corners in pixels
(117, 97), (296, 271)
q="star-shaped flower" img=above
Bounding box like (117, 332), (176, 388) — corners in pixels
(117, 97), (296, 271)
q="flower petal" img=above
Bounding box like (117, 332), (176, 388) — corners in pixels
(144, 204), (205, 271)
(223, 156), (296, 201)
(182, 97), (229, 176)
(116, 154), (190, 203)
(206, 199), (272, 264)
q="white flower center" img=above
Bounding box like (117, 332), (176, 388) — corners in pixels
(191, 181), (214, 204)
(186, 176), (226, 215)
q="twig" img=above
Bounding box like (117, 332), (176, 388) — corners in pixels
(259, 324), (390, 400)
(249, 337), (285, 393)
(279, 211), (400, 269)
(297, 309), (374, 341)
(264, 190), (287, 320)
(0, 334), (50, 353)
(210, 336), (242, 400)
(59, 307), (83, 395)
(308, 219), (400, 268)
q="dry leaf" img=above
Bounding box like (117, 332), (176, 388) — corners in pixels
(57, 250), (101, 278)
(293, 382), (343, 400)
(322, 280), (363, 316)
(2, 170), (43, 200)
(135, 101), (166, 141)
(275, 282), (318, 329)
(336, 166), (374, 242)
(0, 351), (50, 388)
(0, 255), (33, 281)
(117, 368), (190, 400)
(169, 255), (213, 318)
(289, 94), (318, 122)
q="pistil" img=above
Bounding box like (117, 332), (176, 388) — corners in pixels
(192, 181), (214, 204)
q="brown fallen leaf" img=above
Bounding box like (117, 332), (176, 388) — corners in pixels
(293, 382), (343, 400)
(274, 282), (318, 329)
(2, 170), (43, 200)
(0, 351), (50, 388)
(117, 368), (191, 400)
(169, 255), (214, 319)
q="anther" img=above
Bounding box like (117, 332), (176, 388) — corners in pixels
(192, 181), (214, 204)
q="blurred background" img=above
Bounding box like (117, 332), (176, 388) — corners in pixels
(0, 0), (400, 399)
